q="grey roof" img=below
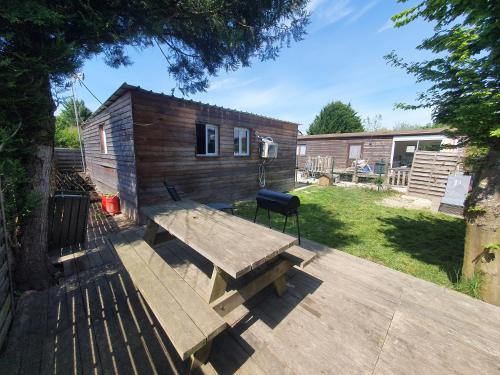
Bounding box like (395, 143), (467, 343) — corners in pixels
(85, 82), (300, 127)
(298, 128), (448, 140)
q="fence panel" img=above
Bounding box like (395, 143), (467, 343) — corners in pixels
(54, 148), (84, 172)
(0, 177), (14, 350)
(408, 151), (462, 197)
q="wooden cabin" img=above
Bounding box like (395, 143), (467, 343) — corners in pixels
(82, 83), (298, 222)
(296, 128), (452, 171)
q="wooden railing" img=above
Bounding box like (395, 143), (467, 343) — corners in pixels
(386, 167), (410, 186)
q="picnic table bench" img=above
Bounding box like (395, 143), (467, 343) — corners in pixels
(109, 199), (316, 370)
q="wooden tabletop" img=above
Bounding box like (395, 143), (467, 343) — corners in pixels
(141, 200), (298, 279)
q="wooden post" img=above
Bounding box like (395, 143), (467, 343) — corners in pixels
(208, 266), (230, 303)
(273, 275), (287, 296)
(190, 340), (213, 372)
(352, 159), (358, 183)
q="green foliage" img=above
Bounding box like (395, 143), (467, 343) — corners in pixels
(454, 271), (483, 299)
(54, 99), (90, 148)
(464, 145), (489, 172)
(363, 114), (390, 132)
(55, 126), (80, 148)
(308, 101), (364, 135)
(0, 125), (40, 230)
(385, 0), (499, 148)
(55, 99), (91, 129)
(393, 121), (443, 131)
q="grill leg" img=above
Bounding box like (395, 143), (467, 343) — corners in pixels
(295, 212), (301, 245)
(283, 214), (288, 233)
(267, 209), (272, 228)
(253, 206), (259, 223)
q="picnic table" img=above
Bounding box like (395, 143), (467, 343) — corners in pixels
(110, 199), (316, 370)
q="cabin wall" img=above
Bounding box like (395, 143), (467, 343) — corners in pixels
(132, 91), (297, 210)
(297, 136), (393, 170)
(82, 92), (139, 221)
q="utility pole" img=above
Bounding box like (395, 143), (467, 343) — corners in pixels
(71, 74), (86, 172)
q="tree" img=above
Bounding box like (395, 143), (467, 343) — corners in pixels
(308, 101), (364, 135)
(0, 1), (309, 289)
(362, 114), (386, 132)
(55, 99), (91, 148)
(386, 1), (499, 304)
(392, 121), (443, 131)
(56, 99), (92, 129)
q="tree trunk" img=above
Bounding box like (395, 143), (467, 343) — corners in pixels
(462, 148), (500, 305)
(15, 76), (55, 290)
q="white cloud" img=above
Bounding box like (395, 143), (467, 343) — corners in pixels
(310, 0), (355, 30)
(377, 19), (394, 33)
(347, 0), (379, 23)
(207, 77), (260, 91)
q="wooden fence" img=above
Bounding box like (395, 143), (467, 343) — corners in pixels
(408, 151), (462, 197)
(48, 191), (90, 250)
(386, 167), (410, 187)
(54, 147), (84, 172)
(304, 156), (335, 176)
(0, 176), (14, 350)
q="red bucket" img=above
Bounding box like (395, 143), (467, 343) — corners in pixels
(102, 194), (120, 215)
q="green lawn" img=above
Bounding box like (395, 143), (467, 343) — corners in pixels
(235, 186), (480, 298)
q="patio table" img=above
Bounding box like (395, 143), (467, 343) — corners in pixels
(141, 199), (300, 306)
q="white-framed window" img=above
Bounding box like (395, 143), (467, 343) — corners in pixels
(196, 123), (219, 156)
(99, 124), (108, 154)
(348, 144), (362, 160)
(234, 127), (250, 156)
(296, 144), (306, 156)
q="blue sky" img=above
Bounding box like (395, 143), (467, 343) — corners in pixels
(69, 0), (435, 133)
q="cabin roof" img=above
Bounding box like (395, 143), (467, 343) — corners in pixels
(297, 128), (448, 140)
(85, 82), (300, 127)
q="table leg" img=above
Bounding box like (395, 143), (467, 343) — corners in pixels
(208, 266), (230, 303)
(273, 274), (287, 296)
(189, 340), (213, 372)
(143, 219), (159, 246)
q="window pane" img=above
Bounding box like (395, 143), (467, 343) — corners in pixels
(349, 145), (362, 159)
(196, 123), (206, 154)
(207, 126), (216, 154)
(241, 129), (248, 154)
(234, 128), (239, 153)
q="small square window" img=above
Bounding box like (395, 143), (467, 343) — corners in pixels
(234, 127), (250, 156)
(348, 144), (362, 160)
(99, 124), (108, 154)
(196, 123), (219, 156)
(296, 144), (306, 156)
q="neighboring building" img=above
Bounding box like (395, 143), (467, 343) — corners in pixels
(296, 128), (454, 170)
(83, 83), (298, 221)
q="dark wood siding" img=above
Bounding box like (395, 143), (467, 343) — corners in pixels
(131, 91), (297, 209)
(83, 92), (139, 220)
(297, 136), (393, 169)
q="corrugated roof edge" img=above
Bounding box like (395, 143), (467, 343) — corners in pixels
(84, 82), (301, 127)
(297, 127), (448, 140)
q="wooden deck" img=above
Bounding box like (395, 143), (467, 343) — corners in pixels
(1, 203), (500, 374)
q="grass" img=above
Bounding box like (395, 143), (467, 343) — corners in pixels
(235, 185), (481, 298)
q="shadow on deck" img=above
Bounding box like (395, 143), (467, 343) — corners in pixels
(1, 203), (500, 374)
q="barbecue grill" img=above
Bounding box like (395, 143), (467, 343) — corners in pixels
(254, 189), (301, 244)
